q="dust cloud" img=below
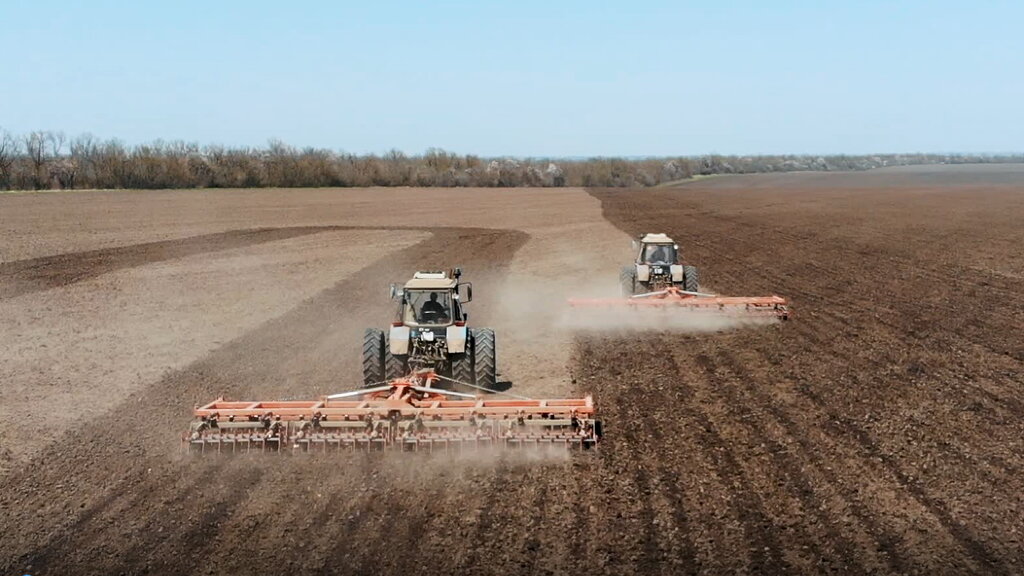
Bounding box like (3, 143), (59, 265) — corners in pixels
(379, 445), (574, 476)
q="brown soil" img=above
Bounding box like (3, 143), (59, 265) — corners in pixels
(1, 168), (1023, 575)
(0, 227), (337, 299)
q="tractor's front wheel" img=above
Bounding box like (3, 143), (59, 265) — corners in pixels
(362, 328), (385, 386)
(471, 328), (497, 391)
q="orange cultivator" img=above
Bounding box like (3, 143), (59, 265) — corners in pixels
(568, 287), (790, 320)
(184, 371), (601, 454)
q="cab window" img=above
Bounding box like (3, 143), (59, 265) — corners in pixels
(404, 290), (452, 325)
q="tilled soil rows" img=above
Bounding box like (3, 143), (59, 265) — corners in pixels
(1, 167), (1023, 575)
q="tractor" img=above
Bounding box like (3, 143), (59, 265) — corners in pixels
(620, 233), (699, 296)
(362, 269), (496, 391)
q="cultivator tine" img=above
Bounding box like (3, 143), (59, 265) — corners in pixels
(185, 373), (601, 455)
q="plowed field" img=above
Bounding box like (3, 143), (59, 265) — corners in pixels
(1, 164), (1022, 575)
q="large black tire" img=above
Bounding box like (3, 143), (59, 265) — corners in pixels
(451, 349), (474, 392)
(362, 328), (385, 386)
(683, 265), (699, 292)
(620, 266), (638, 296)
(471, 328), (496, 391)
(382, 334), (407, 381)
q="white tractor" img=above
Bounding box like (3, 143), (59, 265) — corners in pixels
(362, 269), (496, 390)
(620, 233), (699, 296)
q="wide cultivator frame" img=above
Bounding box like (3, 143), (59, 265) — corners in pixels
(184, 372), (601, 454)
(569, 286), (790, 320)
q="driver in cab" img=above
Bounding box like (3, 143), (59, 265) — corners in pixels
(420, 292), (448, 322)
(648, 245), (671, 264)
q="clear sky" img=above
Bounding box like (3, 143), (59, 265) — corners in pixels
(2, 0), (1021, 156)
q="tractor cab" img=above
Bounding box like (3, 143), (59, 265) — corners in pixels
(391, 269), (472, 328)
(404, 289), (454, 325)
(369, 268), (494, 387)
(635, 233), (679, 265)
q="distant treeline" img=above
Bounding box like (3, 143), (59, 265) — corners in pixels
(0, 129), (1021, 191)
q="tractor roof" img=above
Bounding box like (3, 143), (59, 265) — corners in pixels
(404, 271), (458, 290)
(641, 233), (675, 244)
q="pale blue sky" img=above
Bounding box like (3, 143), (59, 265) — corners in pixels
(2, 0), (1021, 156)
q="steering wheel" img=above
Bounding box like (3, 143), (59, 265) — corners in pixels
(421, 309), (441, 323)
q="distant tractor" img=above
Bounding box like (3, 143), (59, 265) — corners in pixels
(362, 269), (496, 390)
(620, 233), (699, 296)
(569, 233), (789, 319)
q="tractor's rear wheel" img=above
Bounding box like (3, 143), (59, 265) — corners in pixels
(620, 266), (638, 296)
(683, 265), (699, 292)
(362, 328), (385, 386)
(471, 328), (497, 391)
(382, 334), (407, 381)
(451, 349), (474, 392)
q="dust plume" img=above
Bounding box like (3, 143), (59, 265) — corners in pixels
(494, 276), (777, 337)
(378, 445), (574, 477)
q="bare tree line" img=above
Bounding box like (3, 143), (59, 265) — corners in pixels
(0, 128), (1020, 191)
